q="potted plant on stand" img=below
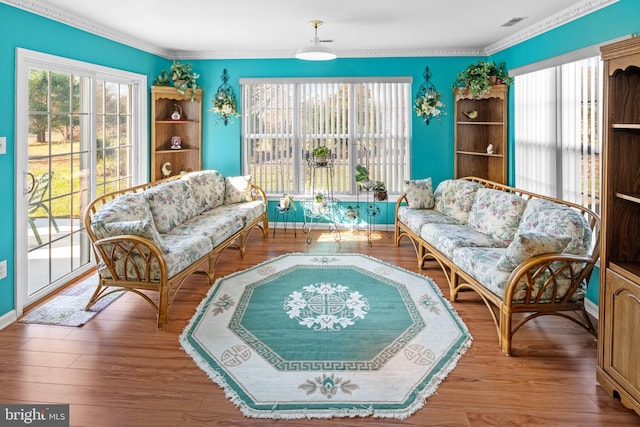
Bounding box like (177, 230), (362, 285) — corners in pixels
(279, 194), (296, 211)
(489, 61), (514, 86)
(373, 181), (388, 201)
(312, 145), (330, 166)
(153, 61), (200, 101)
(355, 164), (374, 190)
(170, 61), (200, 100)
(453, 60), (513, 98)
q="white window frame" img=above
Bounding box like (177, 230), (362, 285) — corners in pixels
(512, 44), (610, 214)
(240, 77), (411, 199)
(14, 48), (147, 316)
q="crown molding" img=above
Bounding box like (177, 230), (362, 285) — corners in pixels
(485, 0), (619, 55)
(4, 0), (620, 60)
(172, 47), (483, 60)
(3, 0), (173, 58)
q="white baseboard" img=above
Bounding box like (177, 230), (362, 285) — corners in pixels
(0, 310), (17, 331)
(585, 299), (599, 321)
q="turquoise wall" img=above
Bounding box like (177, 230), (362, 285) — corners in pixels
(0, 4), (167, 317)
(192, 56), (479, 228)
(488, 0), (640, 305)
(193, 56), (476, 181)
(1, 0), (638, 317)
(490, 0), (640, 187)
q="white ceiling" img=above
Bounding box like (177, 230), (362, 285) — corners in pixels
(9, 0), (617, 59)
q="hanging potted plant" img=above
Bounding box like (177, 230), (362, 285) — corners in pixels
(210, 69), (240, 126)
(210, 91), (240, 125)
(414, 89), (445, 125)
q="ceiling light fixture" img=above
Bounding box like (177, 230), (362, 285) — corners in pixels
(295, 20), (336, 61)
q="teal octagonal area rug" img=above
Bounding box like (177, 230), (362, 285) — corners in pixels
(180, 253), (472, 419)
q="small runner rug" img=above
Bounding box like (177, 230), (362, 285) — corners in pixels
(20, 275), (122, 327)
(180, 253), (472, 420)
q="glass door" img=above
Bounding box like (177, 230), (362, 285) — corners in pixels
(16, 49), (146, 313)
(27, 69), (93, 302)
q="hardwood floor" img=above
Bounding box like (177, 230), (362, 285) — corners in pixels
(2, 228), (639, 426)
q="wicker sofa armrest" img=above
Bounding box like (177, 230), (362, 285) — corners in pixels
(251, 184), (267, 202)
(93, 234), (168, 284)
(505, 253), (595, 306)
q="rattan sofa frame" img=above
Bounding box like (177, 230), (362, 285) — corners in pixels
(83, 176), (269, 328)
(394, 177), (600, 355)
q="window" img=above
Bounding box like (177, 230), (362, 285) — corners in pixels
(96, 81), (135, 197)
(241, 78), (411, 197)
(514, 55), (602, 214)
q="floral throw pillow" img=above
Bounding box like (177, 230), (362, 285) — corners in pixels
(496, 232), (571, 272)
(104, 219), (169, 253)
(224, 175), (253, 204)
(144, 180), (199, 233)
(468, 188), (527, 243)
(405, 178), (434, 209)
(433, 179), (482, 224)
(183, 170), (225, 213)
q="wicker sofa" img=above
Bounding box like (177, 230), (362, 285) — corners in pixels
(394, 177), (600, 355)
(84, 170), (268, 328)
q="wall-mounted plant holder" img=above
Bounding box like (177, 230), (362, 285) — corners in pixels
(209, 69), (240, 126)
(414, 66), (445, 126)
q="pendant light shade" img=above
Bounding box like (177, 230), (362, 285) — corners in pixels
(295, 20), (336, 61)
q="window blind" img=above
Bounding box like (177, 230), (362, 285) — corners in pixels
(514, 56), (601, 213)
(242, 79), (410, 197)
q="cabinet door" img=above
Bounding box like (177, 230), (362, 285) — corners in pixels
(602, 268), (640, 398)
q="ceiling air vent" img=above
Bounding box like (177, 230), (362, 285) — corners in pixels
(501, 17), (527, 27)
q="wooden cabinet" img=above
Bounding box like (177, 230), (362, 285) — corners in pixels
(454, 85), (508, 184)
(597, 36), (640, 416)
(151, 86), (203, 181)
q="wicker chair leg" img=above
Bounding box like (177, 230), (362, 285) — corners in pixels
(157, 283), (170, 329)
(394, 223), (401, 247)
(499, 307), (513, 356)
(449, 270), (459, 302)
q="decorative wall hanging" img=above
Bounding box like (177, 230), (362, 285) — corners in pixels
(209, 69), (240, 126)
(414, 66), (445, 126)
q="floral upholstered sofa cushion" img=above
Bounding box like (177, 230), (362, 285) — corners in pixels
(91, 193), (154, 240)
(397, 207), (459, 235)
(448, 197), (590, 303)
(496, 232), (572, 272)
(144, 179), (200, 233)
(451, 245), (585, 302)
(467, 188), (528, 245)
(516, 198), (591, 256)
(420, 223), (507, 258)
(90, 170), (265, 283)
(183, 170), (226, 213)
(433, 179), (483, 224)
